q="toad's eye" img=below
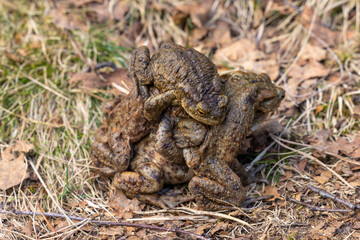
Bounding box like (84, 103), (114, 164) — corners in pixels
(197, 109), (206, 116)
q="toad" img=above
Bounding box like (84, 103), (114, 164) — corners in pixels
(113, 115), (207, 196)
(91, 81), (153, 176)
(184, 70), (285, 209)
(91, 82), (207, 195)
(130, 41), (228, 125)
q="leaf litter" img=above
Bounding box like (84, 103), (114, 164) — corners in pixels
(1, 0), (360, 239)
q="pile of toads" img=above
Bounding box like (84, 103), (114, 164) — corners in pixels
(91, 41), (285, 210)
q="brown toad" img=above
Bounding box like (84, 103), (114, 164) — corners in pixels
(113, 115), (207, 196)
(91, 83), (153, 175)
(130, 41), (228, 125)
(91, 82), (207, 196)
(184, 70), (285, 209)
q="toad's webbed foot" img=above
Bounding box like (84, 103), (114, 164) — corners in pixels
(144, 90), (176, 122)
(189, 176), (246, 210)
(113, 162), (164, 194)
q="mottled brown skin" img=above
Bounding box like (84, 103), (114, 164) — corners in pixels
(91, 89), (152, 176)
(184, 71), (285, 210)
(113, 111), (207, 195)
(130, 41), (228, 125)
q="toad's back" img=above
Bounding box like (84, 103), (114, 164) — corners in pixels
(147, 41), (221, 102)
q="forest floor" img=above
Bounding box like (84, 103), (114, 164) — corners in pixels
(1, 0), (360, 239)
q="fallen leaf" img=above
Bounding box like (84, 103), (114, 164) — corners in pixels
(4, 51), (24, 63)
(211, 28), (232, 47)
(210, 222), (228, 234)
(99, 226), (125, 236)
(0, 141), (32, 191)
(263, 185), (281, 201)
(113, 1), (130, 21)
(300, 6), (339, 47)
(299, 43), (327, 63)
(288, 60), (330, 80)
(21, 222), (33, 237)
(70, 0), (103, 7)
(314, 170), (332, 184)
(69, 72), (106, 88)
(108, 190), (141, 219)
(296, 158), (308, 172)
(175, 0), (214, 27)
(50, 9), (87, 31)
(54, 220), (69, 232)
(68, 68), (132, 95)
(215, 38), (280, 80)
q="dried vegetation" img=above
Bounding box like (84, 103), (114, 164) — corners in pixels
(0, 0), (360, 239)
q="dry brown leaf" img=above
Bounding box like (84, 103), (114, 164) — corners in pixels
(263, 185), (281, 201)
(296, 158), (308, 172)
(211, 28), (232, 47)
(314, 170), (332, 184)
(69, 72), (106, 89)
(299, 43), (327, 64)
(54, 220), (69, 232)
(0, 141), (32, 191)
(215, 39), (256, 62)
(4, 51), (24, 63)
(113, 1), (130, 21)
(21, 222), (33, 237)
(68, 68), (132, 94)
(70, 0), (103, 7)
(99, 226), (125, 236)
(215, 39), (280, 80)
(108, 190), (141, 219)
(210, 222), (229, 234)
(50, 9), (87, 31)
(288, 60), (330, 80)
(176, 0), (213, 27)
(300, 6), (339, 47)
(334, 136), (360, 158)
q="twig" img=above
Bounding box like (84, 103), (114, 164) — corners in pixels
(174, 207), (253, 228)
(134, 207), (253, 228)
(271, 135), (354, 189)
(37, 203), (57, 233)
(307, 185), (360, 209)
(288, 197), (353, 212)
(242, 195), (274, 206)
(0, 209), (210, 240)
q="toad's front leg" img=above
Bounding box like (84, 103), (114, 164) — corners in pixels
(189, 176), (246, 210)
(144, 90), (176, 122)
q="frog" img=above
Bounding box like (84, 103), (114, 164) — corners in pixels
(183, 70), (285, 210)
(129, 40), (228, 125)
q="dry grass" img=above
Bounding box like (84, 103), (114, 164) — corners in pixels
(1, 0), (360, 239)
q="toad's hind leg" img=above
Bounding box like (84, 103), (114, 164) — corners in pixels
(113, 162), (164, 194)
